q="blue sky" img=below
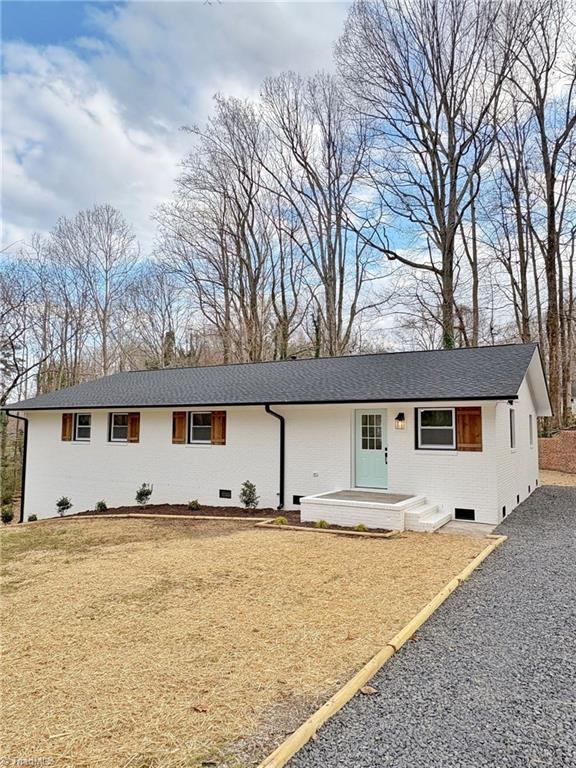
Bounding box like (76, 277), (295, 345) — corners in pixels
(1, 1), (348, 251)
(2, 1), (114, 46)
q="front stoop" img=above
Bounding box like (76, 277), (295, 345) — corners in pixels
(300, 490), (451, 533)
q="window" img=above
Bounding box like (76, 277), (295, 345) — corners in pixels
(110, 413), (129, 442)
(61, 413), (91, 442)
(417, 408), (455, 449)
(172, 411), (226, 445)
(74, 414), (91, 441)
(510, 409), (516, 449)
(529, 414), (534, 447)
(189, 412), (212, 443)
(361, 413), (383, 450)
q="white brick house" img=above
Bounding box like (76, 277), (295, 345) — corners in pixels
(4, 343), (551, 530)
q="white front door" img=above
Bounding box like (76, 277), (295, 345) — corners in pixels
(355, 410), (388, 488)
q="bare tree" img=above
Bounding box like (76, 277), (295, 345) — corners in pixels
(260, 71), (383, 356)
(482, 0), (576, 424)
(337, 0), (519, 348)
(49, 204), (139, 375)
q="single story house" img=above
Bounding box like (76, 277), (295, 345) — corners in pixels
(4, 343), (551, 531)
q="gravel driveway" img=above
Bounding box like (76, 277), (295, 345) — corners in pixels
(291, 486), (576, 768)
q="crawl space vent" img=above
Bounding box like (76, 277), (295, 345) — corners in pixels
(219, 489), (232, 499)
(454, 508), (476, 521)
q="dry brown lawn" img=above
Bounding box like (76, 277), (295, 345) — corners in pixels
(1, 517), (488, 768)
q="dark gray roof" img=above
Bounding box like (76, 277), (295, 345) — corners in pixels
(6, 343), (540, 411)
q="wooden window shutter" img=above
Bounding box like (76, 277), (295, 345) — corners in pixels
(211, 411), (227, 446)
(127, 412), (140, 443)
(456, 407), (482, 451)
(61, 413), (73, 441)
(172, 411), (187, 444)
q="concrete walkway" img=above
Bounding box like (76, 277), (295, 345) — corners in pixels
(291, 486), (576, 768)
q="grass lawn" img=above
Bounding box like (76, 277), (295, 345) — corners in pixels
(1, 517), (488, 768)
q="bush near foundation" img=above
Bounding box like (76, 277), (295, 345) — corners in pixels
(56, 497), (73, 516)
(135, 483), (153, 506)
(239, 481), (259, 509)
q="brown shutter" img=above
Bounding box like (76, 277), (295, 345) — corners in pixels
(172, 411), (187, 444)
(211, 411), (227, 445)
(456, 407), (482, 451)
(127, 412), (140, 443)
(61, 413), (73, 441)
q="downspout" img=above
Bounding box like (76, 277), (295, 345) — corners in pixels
(264, 404), (285, 510)
(5, 411), (29, 524)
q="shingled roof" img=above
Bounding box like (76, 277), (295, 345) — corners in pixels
(4, 343), (546, 411)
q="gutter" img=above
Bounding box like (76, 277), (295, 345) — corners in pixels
(264, 404), (285, 510)
(0, 395), (519, 412)
(5, 411), (28, 524)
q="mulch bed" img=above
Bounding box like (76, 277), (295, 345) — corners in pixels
(73, 504), (391, 533)
(272, 520), (391, 534)
(74, 503), (300, 524)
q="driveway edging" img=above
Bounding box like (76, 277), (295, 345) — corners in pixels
(258, 534), (507, 768)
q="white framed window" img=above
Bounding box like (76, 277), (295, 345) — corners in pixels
(110, 413), (129, 442)
(74, 413), (91, 441)
(529, 414), (534, 448)
(189, 412), (212, 443)
(510, 409), (516, 449)
(417, 408), (456, 450)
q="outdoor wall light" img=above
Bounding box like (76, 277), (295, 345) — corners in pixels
(394, 412), (406, 430)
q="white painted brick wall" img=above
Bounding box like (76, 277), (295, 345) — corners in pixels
(494, 379), (540, 521)
(23, 397), (538, 524)
(300, 500), (405, 530)
(24, 407), (280, 517)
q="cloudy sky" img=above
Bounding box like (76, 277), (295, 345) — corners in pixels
(2, 1), (349, 252)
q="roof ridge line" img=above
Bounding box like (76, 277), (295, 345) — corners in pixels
(116, 341), (538, 375)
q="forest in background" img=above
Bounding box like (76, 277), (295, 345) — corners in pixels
(1, 0), (575, 509)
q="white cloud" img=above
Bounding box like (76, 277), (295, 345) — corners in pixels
(2, 1), (348, 252)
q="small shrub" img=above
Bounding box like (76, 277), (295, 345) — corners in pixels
(354, 523), (369, 532)
(135, 483), (153, 505)
(314, 519), (330, 529)
(273, 516), (288, 525)
(95, 500), (108, 513)
(27, 514), (38, 522)
(56, 496), (72, 516)
(187, 499), (201, 511)
(239, 480), (259, 509)
(1, 508), (14, 525)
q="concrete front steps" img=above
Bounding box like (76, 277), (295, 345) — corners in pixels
(300, 490), (451, 532)
(405, 501), (452, 532)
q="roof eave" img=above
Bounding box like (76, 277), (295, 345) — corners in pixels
(4, 394), (520, 412)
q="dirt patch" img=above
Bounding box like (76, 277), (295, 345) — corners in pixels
(539, 430), (576, 473)
(540, 469), (576, 487)
(1, 517), (488, 768)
